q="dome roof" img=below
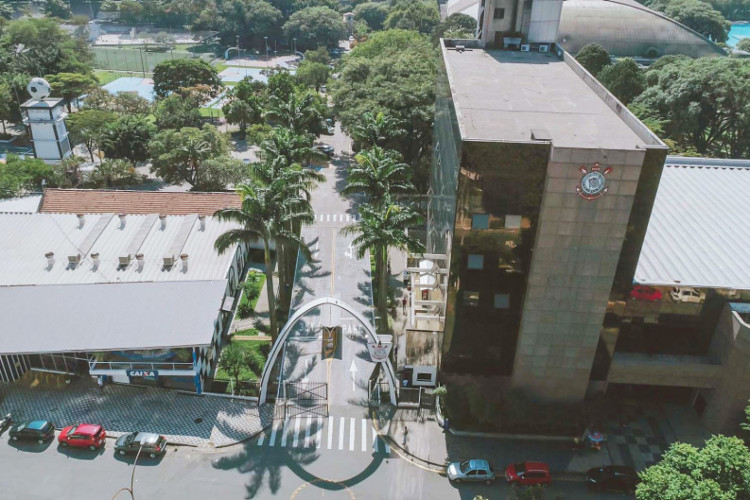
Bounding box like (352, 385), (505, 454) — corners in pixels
(558, 0), (726, 58)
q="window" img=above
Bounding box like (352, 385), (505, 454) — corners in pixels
(416, 372), (433, 382)
(471, 214), (489, 230)
(467, 254), (484, 270)
(464, 291), (479, 307)
(494, 293), (510, 309)
(493, 7), (505, 19)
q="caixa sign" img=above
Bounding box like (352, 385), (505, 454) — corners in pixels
(127, 370), (158, 380)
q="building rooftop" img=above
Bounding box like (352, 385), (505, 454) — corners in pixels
(442, 46), (648, 149)
(635, 157), (750, 290)
(40, 189), (242, 216)
(0, 194), (42, 213)
(0, 212), (239, 286)
(0, 280), (226, 354)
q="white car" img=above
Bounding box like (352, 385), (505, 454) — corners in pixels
(447, 459), (496, 484)
(670, 287), (706, 303)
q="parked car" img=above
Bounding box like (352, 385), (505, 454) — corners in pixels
(505, 461), (551, 486)
(325, 118), (335, 135)
(670, 287), (706, 304)
(630, 285), (662, 302)
(8, 420), (55, 444)
(114, 432), (167, 458)
(58, 423), (106, 450)
(586, 465), (639, 494)
(0, 413), (12, 434)
(313, 144), (334, 158)
(447, 459), (496, 484)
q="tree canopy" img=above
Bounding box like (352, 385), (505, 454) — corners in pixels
(154, 93), (203, 130)
(665, 0), (731, 42)
(575, 43), (611, 77)
(384, 0), (440, 34)
(46, 72), (98, 112)
(0, 155), (63, 198)
(432, 13), (476, 43)
(66, 109), (116, 162)
(598, 57), (646, 105)
(353, 2), (390, 31)
(282, 6), (346, 50)
(100, 115), (155, 166)
(295, 61), (329, 90)
(152, 59), (222, 98)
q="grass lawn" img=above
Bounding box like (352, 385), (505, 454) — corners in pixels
(214, 338), (270, 383)
(200, 108), (225, 118)
(236, 270), (266, 318)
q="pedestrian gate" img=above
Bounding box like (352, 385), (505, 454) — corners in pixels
(282, 381), (328, 419)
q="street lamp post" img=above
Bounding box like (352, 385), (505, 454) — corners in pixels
(264, 36), (269, 63)
(110, 443), (145, 500)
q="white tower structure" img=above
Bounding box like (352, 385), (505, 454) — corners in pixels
(477, 0), (563, 46)
(21, 78), (72, 163)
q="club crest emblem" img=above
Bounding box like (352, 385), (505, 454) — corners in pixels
(576, 163), (613, 200)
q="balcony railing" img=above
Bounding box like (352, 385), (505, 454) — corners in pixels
(89, 360), (195, 372)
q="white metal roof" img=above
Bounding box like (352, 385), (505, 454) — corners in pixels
(0, 280), (226, 354)
(635, 158), (750, 289)
(0, 213), (239, 286)
(0, 194), (42, 213)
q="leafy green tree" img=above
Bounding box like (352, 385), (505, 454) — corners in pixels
(0, 155), (60, 198)
(111, 92), (152, 115)
(665, 0), (731, 42)
(267, 70), (296, 102)
(343, 200), (424, 333)
(218, 342), (249, 392)
(46, 72), (98, 112)
(738, 38), (750, 52)
(0, 81), (14, 134)
(282, 6), (346, 50)
(432, 13), (476, 43)
(43, 0), (71, 18)
(119, 0), (145, 25)
(154, 93), (203, 130)
(66, 109), (116, 162)
(575, 43), (611, 77)
(353, 2), (389, 31)
(0, 1), (13, 20)
(331, 29), (437, 191)
(100, 115), (155, 166)
(705, 0), (750, 20)
(350, 110), (406, 151)
(223, 98), (259, 137)
(89, 159), (138, 188)
(264, 89), (326, 137)
(292, 0), (339, 10)
(149, 124), (237, 189)
(3, 18), (92, 75)
(304, 46), (330, 64)
(209, 0), (283, 47)
(198, 156), (247, 191)
(343, 146), (414, 208)
(385, 0), (440, 34)
(636, 435), (750, 500)
(597, 57), (645, 105)
(295, 61), (329, 90)
(214, 178), (312, 340)
(152, 58), (222, 98)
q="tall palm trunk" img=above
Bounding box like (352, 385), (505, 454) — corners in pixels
(277, 239), (289, 313)
(376, 245), (389, 334)
(264, 239), (278, 342)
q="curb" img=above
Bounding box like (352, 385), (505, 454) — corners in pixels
(382, 433), (448, 473)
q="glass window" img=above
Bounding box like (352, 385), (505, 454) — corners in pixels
(494, 294), (510, 309)
(471, 214), (489, 230)
(416, 372), (433, 382)
(467, 254), (484, 270)
(460, 460), (471, 473)
(464, 291), (479, 307)
(494, 7), (505, 18)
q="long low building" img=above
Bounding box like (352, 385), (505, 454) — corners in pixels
(0, 208), (251, 391)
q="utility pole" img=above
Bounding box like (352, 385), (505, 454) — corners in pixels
(264, 36), (269, 63)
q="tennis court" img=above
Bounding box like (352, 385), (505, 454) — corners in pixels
(102, 77), (155, 102)
(92, 46), (213, 73)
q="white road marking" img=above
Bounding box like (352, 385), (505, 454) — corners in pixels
(280, 418), (290, 446)
(345, 242), (354, 259)
(326, 214), (330, 222)
(257, 430), (265, 446)
(338, 417), (345, 450)
(316, 417), (323, 448)
(304, 416), (312, 447)
(292, 417), (301, 447)
(346, 214), (350, 222)
(349, 418), (355, 451)
(361, 419), (367, 452)
(328, 416), (334, 449)
(350, 359), (358, 391)
(372, 427), (378, 452)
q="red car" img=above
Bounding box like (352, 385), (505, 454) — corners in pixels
(630, 285), (662, 302)
(58, 424), (106, 450)
(505, 461), (551, 486)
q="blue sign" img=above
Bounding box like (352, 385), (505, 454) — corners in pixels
(127, 369), (158, 381)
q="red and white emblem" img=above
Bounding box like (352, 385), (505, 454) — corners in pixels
(576, 163), (613, 201)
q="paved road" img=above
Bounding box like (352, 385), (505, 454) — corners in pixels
(0, 427), (629, 500)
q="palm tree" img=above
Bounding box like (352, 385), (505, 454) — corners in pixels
(343, 199), (424, 333)
(350, 111), (406, 151)
(263, 90), (324, 138)
(259, 128), (327, 171)
(343, 146), (414, 208)
(214, 180), (312, 341)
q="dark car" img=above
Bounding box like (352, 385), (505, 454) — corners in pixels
(586, 465), (639, 494)
(8, 420), (55, 444)
(114, 432), (168, 458)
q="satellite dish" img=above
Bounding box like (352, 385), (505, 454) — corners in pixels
(27, 77), (51, 100)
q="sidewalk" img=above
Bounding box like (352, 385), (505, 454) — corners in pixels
(0, 377), (273, 448)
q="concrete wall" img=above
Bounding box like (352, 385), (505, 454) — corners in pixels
(511, 146), (645, 401)
(608, 353), (721, 388)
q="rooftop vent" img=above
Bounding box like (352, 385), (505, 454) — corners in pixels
(68, 254), (81, 267)
(91, 252), (100, 269)
(136, 252), (144, 272)
(45, 251), (55, 269)
(163, 255), (175, 269)
(159, 214), (167, 230)
(198, 215), (206, 231)
(539, 44), (549, 53)
(118, 213), (127, 229)
(118, 255), (131, 268)
(455, 44), (465, 53)
(521, 44), (530, 52)
(180, 253), (189, 272)
(77, 214), (85, 229)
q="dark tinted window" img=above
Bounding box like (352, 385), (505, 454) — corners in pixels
(514, 463), (526, 474)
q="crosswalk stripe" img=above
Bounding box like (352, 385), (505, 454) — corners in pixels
(349, 418), (355, 451)
(327, 416), (334, 449)
(372, 427), (378, 453)
(338, 417), (345, 450)
(316, 417), (323, 449)
(304, 416), (312, 447)
(346, 214), (350, 222)
(280, 418), (289, 447)
(269, 421), (280, 447)
(326, 214), (330, 222)
(257, 430), (265, 446)
(361, 419), (367, 452)
(293, 417), (301, 447)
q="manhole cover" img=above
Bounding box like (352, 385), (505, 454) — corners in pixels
(194, 417), (203, 424)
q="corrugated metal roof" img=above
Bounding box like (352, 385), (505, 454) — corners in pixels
(39, 189), (242, 216)
(0, 194), (42, 213)
(0, 281), (226, 354)
(635, 158), (750, 289)
(0, 213), (239, 286)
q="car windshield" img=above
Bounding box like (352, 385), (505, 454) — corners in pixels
(514, 463), (526, 474)
(68, 425), (78, 434)
(40, 422), (52, 433)
(460, 460), (471, 473)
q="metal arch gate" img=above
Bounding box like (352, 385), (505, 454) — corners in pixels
(281, 381), (329, 419)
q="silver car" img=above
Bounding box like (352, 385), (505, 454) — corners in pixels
(447, 459), (496, 484)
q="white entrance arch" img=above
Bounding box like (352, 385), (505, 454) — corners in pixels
(258, 297), (398, 406)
